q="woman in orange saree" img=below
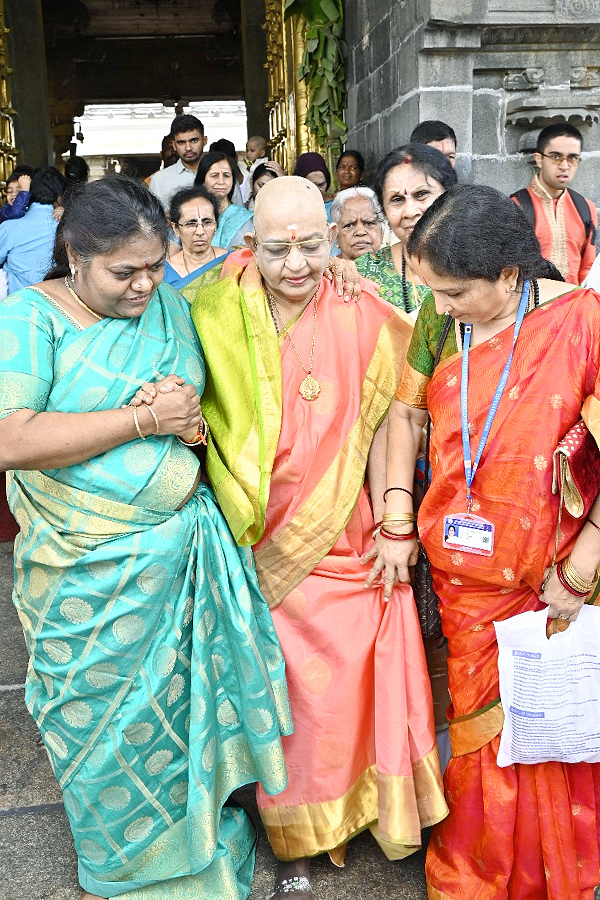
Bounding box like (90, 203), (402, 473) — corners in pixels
(369, 185), (600, 899)
(189, 177), (448, 899)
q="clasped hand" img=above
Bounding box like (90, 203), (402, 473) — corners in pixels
(361, 534), (419, 601)
(130, 374), (202, 442)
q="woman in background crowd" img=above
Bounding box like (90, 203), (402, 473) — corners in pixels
(335, 150), (365, 192)
(356, 143), (456, 317)
(293, 151), (334, 220)
(164, 185), (228, 299)
(330, 186), (383, 260)
(246, 161), (283, 210)
(195, 151), (253, 249)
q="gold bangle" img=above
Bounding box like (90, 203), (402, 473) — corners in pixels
(132, 406), (146, 440)
(145, 405), (160, 435)
(381, 523), (416, 535)
(382, 513), (415, 523)
(562, 556), (599, 594)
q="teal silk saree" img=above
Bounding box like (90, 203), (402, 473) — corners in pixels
(0, 283), (292, 898)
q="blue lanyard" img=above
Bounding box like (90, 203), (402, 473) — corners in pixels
(461, 280), (530, 509)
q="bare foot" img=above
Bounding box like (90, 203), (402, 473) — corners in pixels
(81, 893), (106, 899)
(268, 858), (314, 899)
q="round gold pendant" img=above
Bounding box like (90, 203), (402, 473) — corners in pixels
(299, 374), (321, 401)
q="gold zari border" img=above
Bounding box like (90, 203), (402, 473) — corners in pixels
(427, 886), (454, 899)
(448, 702), (505, 757)
(395, 362), (429, 408)
(260, 748), (448, 861)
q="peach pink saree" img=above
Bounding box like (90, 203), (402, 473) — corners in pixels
(192, 251), (448, 863)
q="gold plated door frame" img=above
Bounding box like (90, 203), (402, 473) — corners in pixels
(0, 0), (17, 189)
(264, 0), (322, 171)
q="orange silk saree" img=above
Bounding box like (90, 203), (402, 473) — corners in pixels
(193, 250), (448, 863)
(403, 289), (600, 899)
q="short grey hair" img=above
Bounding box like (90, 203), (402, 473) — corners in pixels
(329, 186), (384, 225)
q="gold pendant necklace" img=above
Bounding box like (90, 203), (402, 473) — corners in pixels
(267, 289), (321, 401)
(64, 277), (104, 321)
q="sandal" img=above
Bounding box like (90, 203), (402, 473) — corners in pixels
(267, 875), (313, 899)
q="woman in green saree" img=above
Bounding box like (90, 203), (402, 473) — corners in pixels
(0, 175), (291, 900)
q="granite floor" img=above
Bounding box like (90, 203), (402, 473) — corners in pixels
(0, 541), (429, 900)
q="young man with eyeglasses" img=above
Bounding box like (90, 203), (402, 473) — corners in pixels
(511, 122), (597, 284)
(149, 114), (208, 212)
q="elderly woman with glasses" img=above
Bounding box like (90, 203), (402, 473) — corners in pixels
(164, 186), (229, 299)
(330, 187), (384, 260)
(184, 176), (447, 900)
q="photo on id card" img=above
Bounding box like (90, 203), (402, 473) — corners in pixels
(443, 514), (494, 556)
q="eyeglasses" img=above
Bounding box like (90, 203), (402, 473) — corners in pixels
(540, 152), (581, 166)
(255, 237), (330, 259)
(177, 218), (216, 230)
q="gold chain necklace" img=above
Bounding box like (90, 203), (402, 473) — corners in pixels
(267, 289), (321, 401)
(182, 246), (215, 274)
(64, 277), (104, 321)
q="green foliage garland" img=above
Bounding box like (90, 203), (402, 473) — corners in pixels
(284, 0), (347, 160)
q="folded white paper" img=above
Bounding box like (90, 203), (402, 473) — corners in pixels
(494, 605), (600, 767)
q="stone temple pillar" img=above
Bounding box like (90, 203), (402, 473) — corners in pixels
(345, 0), (600, 205)
(5, 0), (53, 168)
(241, 0), (271, 140)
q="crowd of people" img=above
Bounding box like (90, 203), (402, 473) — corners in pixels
(0, 109), (599, 900)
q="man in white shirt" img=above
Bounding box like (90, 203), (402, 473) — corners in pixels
(149, 115), (207, 211)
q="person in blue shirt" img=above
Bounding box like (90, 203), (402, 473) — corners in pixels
(0, 166), (34, 222)
(0, 166), (65, 294)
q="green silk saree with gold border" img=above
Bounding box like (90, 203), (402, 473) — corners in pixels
(0, 283), (292, 898)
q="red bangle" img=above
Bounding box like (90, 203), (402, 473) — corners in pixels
(556, 561), (588, 597)
(380, 527), (417, 541)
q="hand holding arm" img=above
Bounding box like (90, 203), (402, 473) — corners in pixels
(324, 257), (361, 302)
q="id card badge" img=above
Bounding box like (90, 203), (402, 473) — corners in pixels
(443, 514), (494, 556)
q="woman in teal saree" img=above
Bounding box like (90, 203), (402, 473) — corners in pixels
(0, 175), (291, 900)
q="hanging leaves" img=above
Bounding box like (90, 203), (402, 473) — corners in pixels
(284, 0), (347, 160)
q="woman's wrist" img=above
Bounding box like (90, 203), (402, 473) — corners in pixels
(131, 404), (159, 440)
(569, 543), (600, 584)
(178, 417), (208, 446)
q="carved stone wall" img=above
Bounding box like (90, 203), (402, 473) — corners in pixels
(345, 0), (600, 206)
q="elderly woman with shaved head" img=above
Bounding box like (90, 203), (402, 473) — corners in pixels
(184, 176), (448, 898)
